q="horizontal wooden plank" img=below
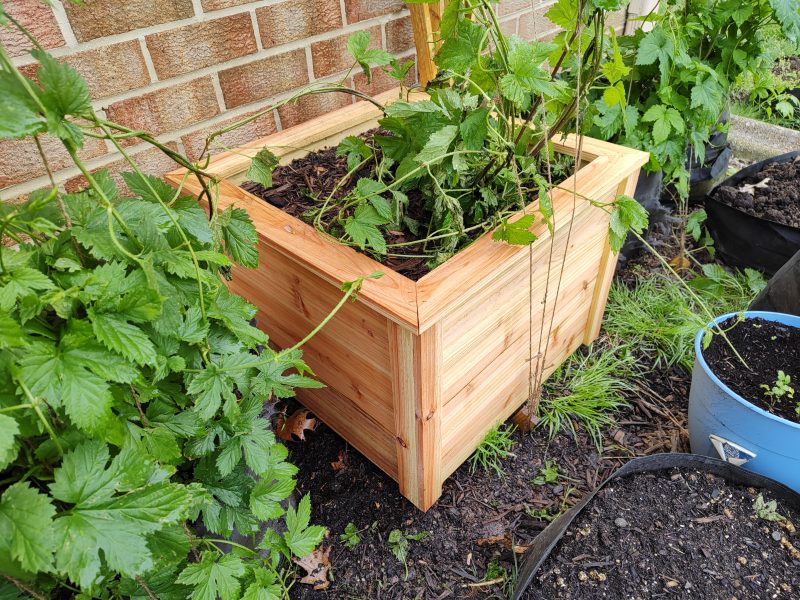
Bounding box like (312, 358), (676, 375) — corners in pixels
(441, 283), (595, 477)
(229, 256), (396, 433)
(441, 247), (603, 403)
(416, 150), (647, 332)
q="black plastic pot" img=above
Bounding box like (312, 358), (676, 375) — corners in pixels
(750, 249), (800, 316)
(512, 453), (800, 600)
(705, 150), (800, 275)
(617, 168), (667, 266)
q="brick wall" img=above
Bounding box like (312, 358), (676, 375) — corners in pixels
(0, 0), (640, 200)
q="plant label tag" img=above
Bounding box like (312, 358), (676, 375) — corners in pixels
(709, 434), (757, 466)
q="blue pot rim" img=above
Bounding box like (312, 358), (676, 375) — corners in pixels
(695, 310), (800, 431)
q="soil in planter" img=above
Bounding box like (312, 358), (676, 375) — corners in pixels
(241, 130), (571, 281)
(713, 157), (800, 228)
(704, 317), (800, 423)
(522, 468), (800, 599)
(242, 132), (431, 280)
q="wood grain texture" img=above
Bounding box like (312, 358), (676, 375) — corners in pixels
(389, 322), (443, 510)
(582, 170), (642, 344)
(174, 177), (420, 329)
(228, 255), (395, 432)
(297, 385), (399, 480)
(408, 1), (442, 86)
(415, 152), (645, 331)
(440, 207), (606, 403)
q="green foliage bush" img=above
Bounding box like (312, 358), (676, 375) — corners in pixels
(0, 5), (327, 598)
(584, 0), (800, 196)
(248, 0), (646, 268)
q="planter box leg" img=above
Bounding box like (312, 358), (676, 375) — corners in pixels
(389, 322), (443, 510)
(583, 173), (640, 345)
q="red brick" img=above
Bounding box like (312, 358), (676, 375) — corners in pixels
(0, 133), (107, 190)
(218, 50), (309, 109)
(518, 4), (559, 40)
(65, 143), (180, 194)
(352, 60), (416, 97)
(386, 16), (414, 53)
(20, 41), (151, 100)
(498, 0), (534, 17)
(181, 108), (277, 161)
(200, 0), (254, 10)
(256, 0), (342, 49)
(344, 0), (404, 23)
(146, 14), (257, 80)
(63, 0), (194, 42)
(311, 25), (381, 79)
(104, 77), (220, 137)
(499, 17), (518, 37)
(277, 92), (353, 130)
(0, 0), (64, 58)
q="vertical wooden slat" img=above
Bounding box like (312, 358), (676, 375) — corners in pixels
(408, 1), (443, 86)
(389, 321), (443, 511)
(582, 170), (642, 344)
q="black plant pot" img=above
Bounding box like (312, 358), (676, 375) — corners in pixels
(617, 168), (667, 266)
(750, 248), (800, 316)
(512, 453), (800, 600)
(705, 150), (800, 275)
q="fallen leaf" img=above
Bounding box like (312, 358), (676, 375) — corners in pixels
(277, 409), (317, 442)
(331, 450), (347, 472)
(738, 177), (770, 195)
(476, 533), (529, 554)
(294, 546), (331, 590)
(668, 254), (691, 270)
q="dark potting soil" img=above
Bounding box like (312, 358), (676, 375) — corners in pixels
(522, 469), (800, 599)
(281, 235), (710, 599)
(704, 317), (800, 424)
(713, 157), (800, 228)
(241, 129), (440, 281)
(241, 129), (568, 281)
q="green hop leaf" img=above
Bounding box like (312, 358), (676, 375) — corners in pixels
(247, 148), (280, 188)
(0, 482), (56, 573)
(608, 194), (648, 253)
(492, 214), (538, 246)
(177, 552), (246, 600)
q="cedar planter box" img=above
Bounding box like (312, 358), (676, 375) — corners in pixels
(166, 88), (648, 510)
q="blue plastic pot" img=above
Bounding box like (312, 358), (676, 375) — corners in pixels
(689, 311), (800, 492)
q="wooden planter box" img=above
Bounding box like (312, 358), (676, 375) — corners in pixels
(166, 88), (648, 510)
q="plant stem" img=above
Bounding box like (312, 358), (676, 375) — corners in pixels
(18, 382), (62, 456)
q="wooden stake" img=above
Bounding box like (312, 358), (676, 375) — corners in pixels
(409, 1), (444, 86)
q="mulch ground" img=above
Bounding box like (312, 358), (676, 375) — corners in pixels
(284, 239), (697, 599)
(712, 156), (800, 228)
(523, 469), (800, 599)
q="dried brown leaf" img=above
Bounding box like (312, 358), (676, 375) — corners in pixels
(277, 409), (317, 442)
(294, 546), (331, 590)
(331, 450), (347, 472)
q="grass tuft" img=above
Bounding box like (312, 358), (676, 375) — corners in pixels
(469, 423), (516, 477)
(538, 344), (639, 449)
(604, 268), (764, 371)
